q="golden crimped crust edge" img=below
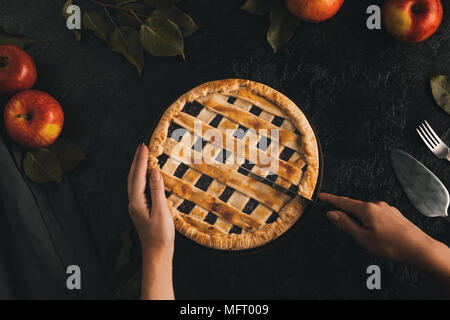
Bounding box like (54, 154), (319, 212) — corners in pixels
(148, 79), (319, 250)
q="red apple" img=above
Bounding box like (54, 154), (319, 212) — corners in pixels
(285, 0), (344, 23)
(0, 45), (37, 96)
(382, 0), (443, 43)
(4, 90), (64, 148)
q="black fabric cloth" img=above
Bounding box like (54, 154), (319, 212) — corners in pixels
(0, 131), (111, 299)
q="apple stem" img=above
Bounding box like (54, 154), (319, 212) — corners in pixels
(0, 56), (8, 68)
(17, 114), (32, 121)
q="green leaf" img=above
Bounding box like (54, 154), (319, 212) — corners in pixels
(111, 26), (145, 75)
(123, 2), (153, 15)
(62, 0), (76, 18)
(143, 0), (181, 9)
(267, 1), (299, 53)
(431, 75), (450, 115)
(242, 0), (276, 16)
(48, 138), (87, 171)
(117, 11), (140, 29)
(152, 7), (200, 37)
(115, 3), (152, 30)
(82, 11), (113, 45)
(0, 27), (35, 48)
(62, 0), (72, 18)
(140, 16), (184, 57)
(23, 149), (62, 183)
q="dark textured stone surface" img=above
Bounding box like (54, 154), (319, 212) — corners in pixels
(1, 0), (449, 299)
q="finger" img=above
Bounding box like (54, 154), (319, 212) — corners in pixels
(327, 210), (362, 239)
(149, 168), (168, 214)
(390, 206), (404, 217)
(127, 144), (142, 187)
(128, 144), (149, 210)
(319, 193), (367, 220)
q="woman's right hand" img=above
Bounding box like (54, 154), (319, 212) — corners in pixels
(319, 192), (450, 291)
(319, 193), (434, 263)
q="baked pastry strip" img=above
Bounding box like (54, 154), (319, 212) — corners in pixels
(225, 91), (298, 132)
(198, 143), (272, 232)
(163, 165), (235, 234)
(147, 79), (320, 250)
(161, 171), (263, 230)
(227, 89), (287, 118)
(179, 213), (228, 235)
(218, 95), (308, 184)
(160, 151), (289, 238)
(229, 81), (319, 200)
(163, 135), (236, 233)
(179, 131), (259, 233)
(196, 95), (302, 152)
(163, 136), (274, 232)
(162, 137), (291, 211)
(172, 111), (304, 184)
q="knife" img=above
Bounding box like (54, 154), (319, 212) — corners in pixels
(390, 149), (449, 220)
(227, 160), (313, 201)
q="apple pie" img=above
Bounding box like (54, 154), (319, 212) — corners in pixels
(148, 79), (319, 250)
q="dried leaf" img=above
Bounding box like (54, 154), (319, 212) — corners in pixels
(431, 75), (450, 115)
(152, 6), (200, 37)
(111, 26), (145, 75)
(0, 27), (35, 48)
(82, 11), (113, 45)
(48, 138), (87, 171)
(140, 16), (184, 57)
(23, 149), (62, 183)
(62, 0), (73, 18)
(267, 1), (299, 53)
(242, 0), (276, 16)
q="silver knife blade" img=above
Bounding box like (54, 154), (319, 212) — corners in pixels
(390, 149), (449, 218)
(227, 160), (312, 201)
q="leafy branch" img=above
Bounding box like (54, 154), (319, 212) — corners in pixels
(63, 0), (200, 75)
(87, 0), (150, 18)
(242, 0), (299, 53)
(0, 26), (35, 48)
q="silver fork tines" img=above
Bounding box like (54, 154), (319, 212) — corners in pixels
(416, 120), (450, 161)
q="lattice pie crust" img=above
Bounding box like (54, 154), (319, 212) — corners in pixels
(148, 79), (319, 250)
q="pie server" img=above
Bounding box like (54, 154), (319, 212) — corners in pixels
(390, 149), (449, 221)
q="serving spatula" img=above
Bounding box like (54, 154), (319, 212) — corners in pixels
(390, 149), (449, 221)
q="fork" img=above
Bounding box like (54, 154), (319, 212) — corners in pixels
(416, 120), (450, 162)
